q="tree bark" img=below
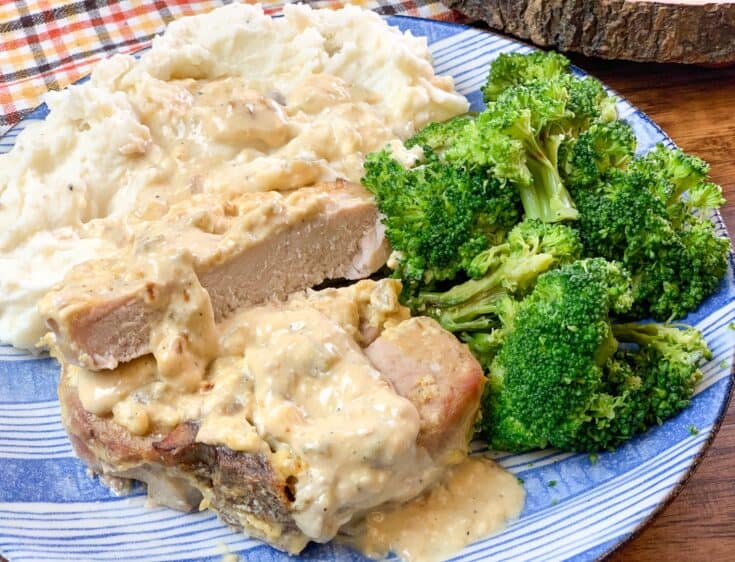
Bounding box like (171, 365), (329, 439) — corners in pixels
(446, 0), (735, 64)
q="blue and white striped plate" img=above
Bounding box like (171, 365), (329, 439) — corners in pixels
(1, 16), (733, 562)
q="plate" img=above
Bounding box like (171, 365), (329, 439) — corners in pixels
(1, 15), (733, 562)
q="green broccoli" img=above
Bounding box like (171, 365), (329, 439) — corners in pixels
(479, 258), (711, 452)
(612, 322), (710, 422)
(482, 51), (570, 103)
(361, 147), (520, 285)
(482, 51), (616, 127)
(568, 142), (729, 319)
(449, 74), (615, 223)
(632, 144), (721, 214)
(359, 50), (720, 456)
(398, 52), (618, 225)
(560, 119), (637, 189)
(406, 219), (582, 333)
(405, 114), (474, 154)
(559, 321), (709, 452)
(481, 258), (633, 451)
(563, 74), (618, 131)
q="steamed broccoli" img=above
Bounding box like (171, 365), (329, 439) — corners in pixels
(401, 51), (618, 224)
(362, 147), (520, 285)
(483, 51), (618, 122)
(479, 258), (711, 452)
(560, 322), (709, 451)
(482, 51), (571, 103)
(407, 219), (582, 332)
(613, 323), (709, 422)
(359, 50), (722, 456)
(480, 258), (633, 451)
(405, 114), (474, 154)
(451, 71), (616, 222)
(560, 119), (637, 189)
(568, 142), (729, 319)
(360, 50), (720, 456)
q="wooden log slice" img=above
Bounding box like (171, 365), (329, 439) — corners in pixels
(446, 0), (735, 64)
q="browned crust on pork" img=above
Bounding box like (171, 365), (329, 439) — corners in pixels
(58, 372), (306, 552)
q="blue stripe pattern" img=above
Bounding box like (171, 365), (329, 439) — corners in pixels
(0, 16), (733, 562)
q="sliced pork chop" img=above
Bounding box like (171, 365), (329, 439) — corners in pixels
(365, 317), (485, 457)
(41, 181), (389, 370)
(56, 281), (485, 554)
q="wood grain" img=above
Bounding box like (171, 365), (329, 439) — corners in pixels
(447, 0), (735, 64)
(565, 55), (735, 561)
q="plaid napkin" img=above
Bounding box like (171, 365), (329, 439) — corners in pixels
(0, 0), (466, 134)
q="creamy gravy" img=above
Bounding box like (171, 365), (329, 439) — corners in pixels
(341, 457), (525, 562)
(148, 265), (219, 393)
(236, 305), (436, 541)
(62, 280), (447, 543)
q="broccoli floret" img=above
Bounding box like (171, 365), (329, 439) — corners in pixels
(481, 258), (633, 452)
(361, 148), (521, 286)
(479, 258), (711, 452)
(406, 220), (582, 333)
(561, 120), (637, 189)
(563, 356), (648, 451)
(613, 322), (709, 421)
(632, 218), (729, 320)
(559, 319), (710, 452)
(451, 71), (616, 223)
(451, 82), (575, 222)
(468, 218), (583, 277)
(632, 144), (721, 211)
(405, 114), (474, 153)
(562, 74), (618, 130)
(569, 143), (729, 319)
(483, 51), (616, 124)
(631, 145), (725, 236)
(482, 51), (571, 102)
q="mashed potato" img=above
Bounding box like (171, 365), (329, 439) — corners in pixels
(0, 3), (468, 349)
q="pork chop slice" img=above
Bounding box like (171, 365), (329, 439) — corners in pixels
(41, 181), (389, 370)
(365, 317), (485, 458)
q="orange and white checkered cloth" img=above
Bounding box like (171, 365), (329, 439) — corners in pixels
(0, 1), (467, 133)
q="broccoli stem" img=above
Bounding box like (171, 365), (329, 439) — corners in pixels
(417, 252), (554, 308)
(438, 317), (499, 332)
(525, 157), (579, 223)
(594, 325), (619, 368)
(521, 135), (579, 223)
(411, 285), (508, 330)
(612, 322), (682, 346)
(410, 252), (559, 334)
(612, 322), (712, 360)
(415, 271), (506, 307)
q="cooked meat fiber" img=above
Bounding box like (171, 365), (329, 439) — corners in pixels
(56, 280), (485, 553)
(365, 317), (484, 456)
(41, 182), (389, 370)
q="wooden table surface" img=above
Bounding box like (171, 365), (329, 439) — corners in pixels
(565, 56), (735, 562)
